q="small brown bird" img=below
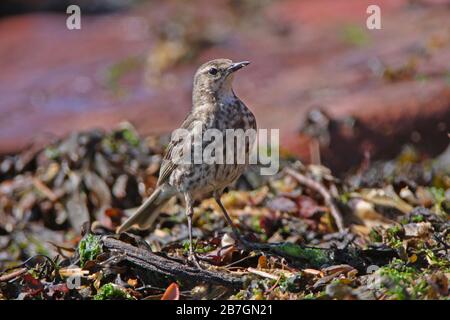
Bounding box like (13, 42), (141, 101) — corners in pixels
(117, 59), (256, 266)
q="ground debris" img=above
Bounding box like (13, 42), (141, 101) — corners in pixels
(0, 125), (448, 300)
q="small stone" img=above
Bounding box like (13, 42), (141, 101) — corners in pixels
(403, 222), (432, 237)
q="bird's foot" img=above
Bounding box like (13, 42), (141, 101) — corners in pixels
(188, 252), (204, 269)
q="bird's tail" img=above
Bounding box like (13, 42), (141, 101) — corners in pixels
(116, 186), (173, 233)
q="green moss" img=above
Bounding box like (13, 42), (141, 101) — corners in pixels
(273, 243), (330, 267)
(379, 259), (431, 300)
(279, 274), (302, 293)
(428, 187), (448, 216)
(182, 239), (213, 254)
(339, 192), (351, 204)
(231, 290), (245, 300)
(369, 228), (382, 243)
(396, 145), (419, 164)
(250, 215), (264, 234)
(122, 128), (139, 147)
(387, 225), (402, 236)
(423, 249), (450, 269)
(78, 234), (102, 267)
(251, 288), (265, 300)
(385, 225), (403, 248)
(428, 187), (445, 203)
(44, 146), (60, 160)
(101, 135), (118, 153)
(94, 283), (133, 300)
(303, 291), (327, 300)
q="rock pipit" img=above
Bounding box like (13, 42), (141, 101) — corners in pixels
(117, 59), (257, 267)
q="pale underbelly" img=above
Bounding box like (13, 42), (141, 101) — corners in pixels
(169, 163), (246, 198)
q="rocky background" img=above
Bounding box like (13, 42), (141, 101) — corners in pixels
(0, 0), (449, 173)
(0, 0), (449, 301)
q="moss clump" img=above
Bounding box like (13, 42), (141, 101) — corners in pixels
(369, 228), (382, 243)
(427, 187), (448, 216)
(182, 239), (214, 254)
(273, 243), (330, 267)
(411, 215), (424, 223)
(379, 259), (430, 300)
(120, 127), (140, 147)
(384, 225), (403, 248)
(94, 283), (133, 300)
(78, 234), (102, 267)
(279, 274), (302, 293)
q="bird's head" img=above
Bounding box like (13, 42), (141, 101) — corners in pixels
(192, 59), (250, 106)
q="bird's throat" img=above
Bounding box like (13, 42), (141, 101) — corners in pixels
(193, 87), (236, 109)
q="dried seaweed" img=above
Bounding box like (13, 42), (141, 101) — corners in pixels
(0, 124), (448, 300)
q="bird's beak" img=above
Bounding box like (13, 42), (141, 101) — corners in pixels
(228, 61), (250, 73)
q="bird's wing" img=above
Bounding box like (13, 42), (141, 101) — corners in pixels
(157, 110), (204, 186)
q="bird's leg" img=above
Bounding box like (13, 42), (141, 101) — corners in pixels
(214, 194), (250, 247)
(185, 194), (202, 269)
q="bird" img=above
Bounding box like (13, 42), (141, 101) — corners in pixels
(117, 59), (257, 267)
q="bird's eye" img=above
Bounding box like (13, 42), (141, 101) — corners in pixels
(208, 67), (218, 75)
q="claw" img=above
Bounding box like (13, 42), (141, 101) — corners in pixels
(188, 252), (203, 269)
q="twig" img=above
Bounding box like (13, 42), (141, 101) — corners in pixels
(102, 237), (243, 288)
(247, 267), (278, 280)
(59, 268), (89, 278)
(284, 167), (345, 232)
(0, 254), (56, 276)
(0, 268), (27, 282)
(32, 178), (58, 202)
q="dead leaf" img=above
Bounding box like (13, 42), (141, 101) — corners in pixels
(247, 267), (279, 280)
(257, 255), (267, 269)
(127, 278), (138, 287)
(427, 272), (448, 296)
(161, 283), (180, 300)
(296, 195), (325, 218)
(322, 264), (356, 276)
(22, 273), (44, 296)
(267, 196), (297, 213)
(302, 268), (323, 277)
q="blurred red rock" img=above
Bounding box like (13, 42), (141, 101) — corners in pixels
(0, 0), (449, 173)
